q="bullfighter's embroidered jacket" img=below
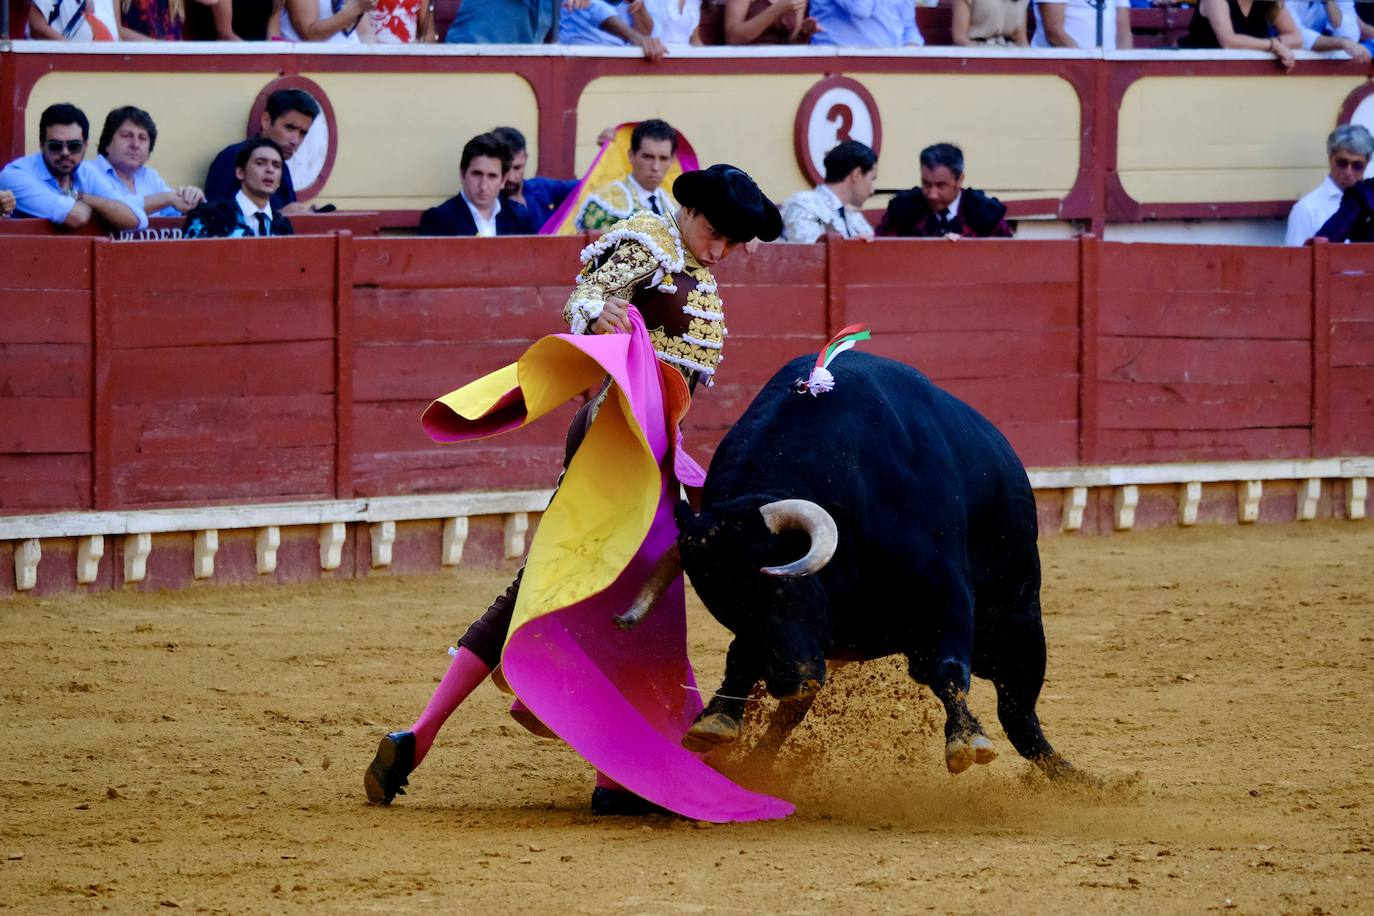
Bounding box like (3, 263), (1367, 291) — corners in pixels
(575, 178), (677, 232)
(563, 210), (725, 388)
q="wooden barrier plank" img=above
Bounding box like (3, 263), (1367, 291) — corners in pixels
(939, 376), (1080, 426)
(352, 444), (566, 496)
(995, 420), (1080, 468)
(713, 247), (828, 287)
(839, 240), (1080, 285)
(352, 399), (572, 453)
(0, 237), (93, 289)
(0, 454), (92, 512)
(99, 237), (338, 292)
(3, 294), (93, 345)
(1097, 289), (1311, 339)
(1327, 247), (1374, 322)
(714, 287), (829, 338)
(1095, 428), (1312, 463)
(107, 290), (336, 349)
(1098, 381), (1312, 430)
(0, 343), (92, 397)
(1098, 242), (1310, 292)
(1097, 337), (1311, 384)
(353, 237), (586, 288)
(110, 395), (336, 453)
(846, 287), (1079, 334)
(1330, 320), (1374, 367)
(110, 446), (335, 507)
(1329, 407), (1374, 455)
(868, 328), (1080, 378)
(354, 286), (576, 344)
(107, 341), (335, 401)
(0, 397), (92, 452)
(352, 341), (537, 402)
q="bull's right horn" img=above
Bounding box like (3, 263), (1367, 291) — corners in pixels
(614, 543), (682, 630)
(758, 499), (838, 578)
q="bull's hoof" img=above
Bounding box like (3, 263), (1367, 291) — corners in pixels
(682, 712), (742, 753)
(945, 735), (997, 775)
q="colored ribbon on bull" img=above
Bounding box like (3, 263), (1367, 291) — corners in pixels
(800, 323), (872, 396)
(540, 123), (700, 236)
(419, 309), (793, 823)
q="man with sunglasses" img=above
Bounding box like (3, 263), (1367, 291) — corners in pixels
(0, 102), (144, 231)
(1285, 124), (1372, 246)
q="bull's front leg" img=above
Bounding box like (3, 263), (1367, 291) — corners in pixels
(682, 638), (758, 753)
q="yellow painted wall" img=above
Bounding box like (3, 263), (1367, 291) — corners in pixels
(301, 72), (537, 209)
(576, 72), (1081, 202)
(1118, 75), (1366, 203)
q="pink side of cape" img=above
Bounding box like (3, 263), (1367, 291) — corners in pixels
(422, 310), (791, 823)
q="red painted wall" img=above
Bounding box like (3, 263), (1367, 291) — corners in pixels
(1, 234), (1370, 516)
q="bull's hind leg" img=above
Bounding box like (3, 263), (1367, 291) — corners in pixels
(982, 600), (1076, 780)
(907, 585), (996, 775)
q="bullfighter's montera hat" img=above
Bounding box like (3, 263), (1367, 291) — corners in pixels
(673, 164), (783, 243)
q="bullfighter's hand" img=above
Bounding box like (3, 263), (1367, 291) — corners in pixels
(179, 186), (206, 209)
(0, 189), (15, 218)
(744, 238), (762, 253)
(281, 202), (311, 217)
(593, 297), (631, 334)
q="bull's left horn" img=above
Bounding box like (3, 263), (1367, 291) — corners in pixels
(759, 499), (838, 577)
(614, 544), (682, 629)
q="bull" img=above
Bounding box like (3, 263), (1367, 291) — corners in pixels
(619, 351), (1075, 778)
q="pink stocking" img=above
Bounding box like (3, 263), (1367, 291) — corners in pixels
(409, 647), (491, 767)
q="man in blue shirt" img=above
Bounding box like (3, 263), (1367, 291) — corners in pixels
(559, 0), (666, 58)
(94, 106), (206, 219)
(808, 0), (923, 47)
(0, 102), (144, 231)
(204, 89), (319, 215)
(491, 126), (578, 233)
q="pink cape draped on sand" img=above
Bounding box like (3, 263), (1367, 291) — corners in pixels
(420, 309), (793, 823)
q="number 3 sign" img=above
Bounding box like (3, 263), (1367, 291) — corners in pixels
(793, 76), (883, 186)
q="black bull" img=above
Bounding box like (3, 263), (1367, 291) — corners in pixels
(619, 351), (1075, 778)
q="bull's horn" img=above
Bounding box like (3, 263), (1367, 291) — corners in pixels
(614, 543), (682, 630)
(759, 499), (838, 577)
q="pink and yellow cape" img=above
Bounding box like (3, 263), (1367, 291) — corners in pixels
(420, 309), (792, 823)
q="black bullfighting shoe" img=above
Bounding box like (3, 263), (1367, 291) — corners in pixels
(590, 787), (672, 817)
(364, 731), (415, 805)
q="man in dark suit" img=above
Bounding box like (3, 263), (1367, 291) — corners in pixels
(419, 132), (535, 237)
(877, 142), (1013, 239)
(204, 89), (319, 217)
(1317, 177), (1374, 244)
(183, 139), (294, 238)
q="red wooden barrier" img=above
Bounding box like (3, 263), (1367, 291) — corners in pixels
(2, 234), (1371, 517)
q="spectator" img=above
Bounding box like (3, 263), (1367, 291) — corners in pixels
(0, 103), (144, 231)
(368, 0), (435, 40)
(1291, 0), (1371, 60)
(780, 139), (878, 243)
(576, 119), (678, 230)
(27, 0), (122, 39)
(205, 88), (319, 216)
(1, 190), (16, 218)
(120, 0), (221, 39)
(807, 0), (922, 46)
(560, 0), (669, 59)
(1032, 0), (1132, 49)
(1285, 125), (1372, 246)
(446, 0), (590, 42)
(877, 142), (1013, 239)
(93, 106), (205, 219)
(419, 133), (536, 236)
(643, 0), (702, 43)
(724, 0), (820, 43)
(491, 126), (579, 232)
(1316, 174), (1374, 243)
(281, 0), (377, 41)
(185, 0), (283, 38)
(1177, 0), (1301, 70)
(953, 0), (1029, 45)
(184, 139), (294, 238)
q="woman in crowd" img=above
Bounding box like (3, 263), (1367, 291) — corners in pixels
(952, 0), (1029, 45)
(643, 0), (701, 44)
(723, 0), (819, 43)
(120, 0), (220, 39)
(1178, 0), (1302, 70)
(281, 0), (378, 41)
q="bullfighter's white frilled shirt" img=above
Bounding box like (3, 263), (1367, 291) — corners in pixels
(563, 210), (726, 388)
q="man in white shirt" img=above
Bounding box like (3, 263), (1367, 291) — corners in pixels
(1285, 124), (1373, 247)
(420, 132), (533, 236)
(183, 138), (294, 238)
(780, 140), (878, 243)
(94, 105), (204, 219)
(1032, 0), (1132, 49)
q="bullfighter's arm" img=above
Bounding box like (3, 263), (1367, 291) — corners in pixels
(563, 239), (664, 334)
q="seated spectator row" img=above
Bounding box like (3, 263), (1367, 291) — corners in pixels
(22, 0), (1374, 66)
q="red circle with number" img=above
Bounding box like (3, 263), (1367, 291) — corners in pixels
(794, 76), (883, 186)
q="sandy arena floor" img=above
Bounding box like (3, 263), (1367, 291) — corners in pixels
(2, 521), (1372, 914)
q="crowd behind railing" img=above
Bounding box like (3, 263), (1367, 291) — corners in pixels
(2, 91), (1373, 244)
(16, 0), (1374, 65)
